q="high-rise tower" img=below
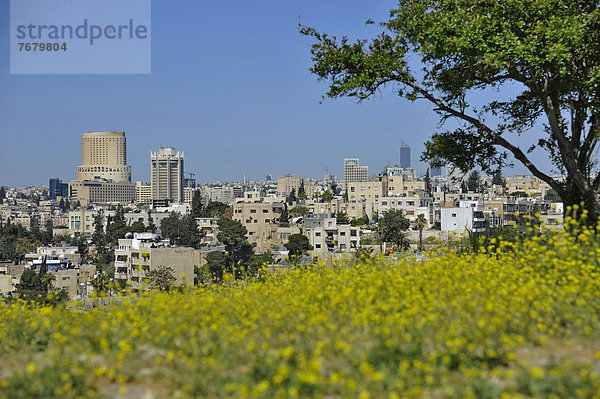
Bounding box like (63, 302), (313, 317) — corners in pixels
(77, 131), (131, 182)
(400, 144), (411, 169)
(151, 147), (184, 203)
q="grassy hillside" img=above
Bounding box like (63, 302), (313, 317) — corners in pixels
(1, 222), (599, 398)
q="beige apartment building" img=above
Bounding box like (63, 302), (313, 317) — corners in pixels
(277, 174), (302, 196)
(344, 158), (369, 190)
(347, 181), (383, 205)
(67, 208), (98, 236)
(201, 186), (235, 203)
(76, 131), (131, 182)
(114, 233), (196, 289)
(136, 181), (152, 204)
(307, 198), (365, 221)
(151, 147), (184, 203)
(196, 217), (219, 246)
(233, 201), (283, 251)
(183, 187), (196, 203)
(276, 175), (320, 198)
(376, 167), (426, 196)
(303, 214), (360, 252)
(505, 176), (552, 196)
(377, 196), (431, 224)
(69, 180), (136, 206)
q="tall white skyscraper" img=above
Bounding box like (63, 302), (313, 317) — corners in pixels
(151, 147), (184, 203)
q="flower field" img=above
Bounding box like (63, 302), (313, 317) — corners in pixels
(1, 225), (600, 398)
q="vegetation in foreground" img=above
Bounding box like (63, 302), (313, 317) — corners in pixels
(1, 218), (600, 398)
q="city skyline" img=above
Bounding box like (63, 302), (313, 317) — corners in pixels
(0, 0), (555, 187)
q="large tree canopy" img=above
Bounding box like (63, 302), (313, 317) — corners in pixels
(302, 0), (600, 223)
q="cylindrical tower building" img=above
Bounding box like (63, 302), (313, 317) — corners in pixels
(77, 131), (132, 182)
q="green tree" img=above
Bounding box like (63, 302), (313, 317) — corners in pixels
(246, 252), (273, 277)
(289, 206), (309, 218)
(0, 186), (5, 201)
(284, 234), (312, 263)
(160, 213), (186, 245)
(321, 190), (334, 202)
(217, 218), (251, 279)
(279, 204), (290, 227)
(184, 214), (203, 249)
(466, 171), (481, 193)
(298, 180), (307, 200)
(330, 182), (340, 195)
(204, 251), (230, 283)
(191, 190), (203, 219)
(424, 168), (432, 196)
(199, 201), (230, 218)
(106, 205), (127, 243)
(160, 212), (202, 248)
(313, 191), (322, 202)
(492, 168), (506, 188)
(40, 272), (56, 292)
(91, 271), (111, 296)
(147, 212), (157, 232)
(92, 211), (113, 265)
(379, 210), (411, 251)
(302, 1), (600, 226)
(510, 191), (529, 198)
(335, 212), (350, 225)
(146, 266), (177, 291)
(414, 214), (428, 251)
(351, 217), (368, 227)
(16, 269), (45, 300)
(73, 233), (88, 262)
(545, 189), (562, 202)
(287, 188), (297, 204)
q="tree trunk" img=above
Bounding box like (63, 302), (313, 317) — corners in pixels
(560, 179), (600, 229)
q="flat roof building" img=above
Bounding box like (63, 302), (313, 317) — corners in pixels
(151, 147), (184, 203)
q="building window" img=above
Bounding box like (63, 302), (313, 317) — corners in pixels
(250, 209), (257, 213)
(315, 244), (321, 249)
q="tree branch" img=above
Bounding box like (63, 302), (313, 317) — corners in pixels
(399, 76), (563, 193)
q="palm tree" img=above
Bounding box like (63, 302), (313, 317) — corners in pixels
(395, 231), (411, 252)
(414, 214), (428, 251)
(91, 272), (110, 295)
(40, 272), (56, 292)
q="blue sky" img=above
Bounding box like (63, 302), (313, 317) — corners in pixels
(0, 0), (551, 187)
